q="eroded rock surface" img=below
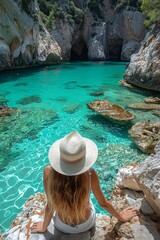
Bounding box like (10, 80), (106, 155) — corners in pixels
(133, 141), (160, 216)
(129, 121), (160, 153)
(124, 29), (160, 92)
(0, 0), (61, 70)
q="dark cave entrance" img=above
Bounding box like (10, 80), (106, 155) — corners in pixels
(70, 38), (88, 61)
(108, 38), (123, 60)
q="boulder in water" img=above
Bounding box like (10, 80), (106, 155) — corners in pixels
(144, 97), (160, 104)
(129, 121), (160, 153)
(87, 100), (134, 124)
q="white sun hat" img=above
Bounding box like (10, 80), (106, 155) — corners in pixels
(48, 131), (98, 176)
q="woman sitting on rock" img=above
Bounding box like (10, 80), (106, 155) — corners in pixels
(31, 131), (139, 235)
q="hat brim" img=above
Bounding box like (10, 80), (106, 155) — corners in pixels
(48, 137), (98, 176)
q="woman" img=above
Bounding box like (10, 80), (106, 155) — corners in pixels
(31, 131), (139, 234)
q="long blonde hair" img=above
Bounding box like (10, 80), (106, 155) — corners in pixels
(47, 168), (90, 224)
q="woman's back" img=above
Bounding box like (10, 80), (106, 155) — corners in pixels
(45, 166), (92, 225)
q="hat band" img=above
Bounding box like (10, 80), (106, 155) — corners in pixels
(60, 148), (86, 163)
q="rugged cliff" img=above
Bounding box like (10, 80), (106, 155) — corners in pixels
(0, 0), (145, 70)
(124, 27), (160, 92)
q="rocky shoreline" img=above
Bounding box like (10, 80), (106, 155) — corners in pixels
(2, 141), (160, 240)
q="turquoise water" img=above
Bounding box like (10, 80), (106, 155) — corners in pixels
(0, 61), (159, 232)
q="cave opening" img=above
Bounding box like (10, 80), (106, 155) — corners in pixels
(108, 38), (123, 60)
(70, 38), (88, 61)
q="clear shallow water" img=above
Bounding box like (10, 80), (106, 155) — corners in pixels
(0, 61), (159, 232)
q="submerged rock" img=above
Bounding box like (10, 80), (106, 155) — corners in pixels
(129, 121), (160, 153)
(87, 100), (134, 124)
(0, 105), (15, 116)
(128, 103), (160, 110)
(90, 91), (104, 97)
(119, 79), (134, 88)
(62, 103), (81, 114)
(144, 97), (160, 104)
(16, 95), (41, 105)
(0, 107), (58, 169)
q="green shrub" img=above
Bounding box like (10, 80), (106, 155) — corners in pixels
(21, 0), (32, 15)
(88, 0), (104, 19)
(46, 10), (55, 29)
(141, 0), (160, 27)
(110, 0), (142, 11)
(66, 0), (84, 24)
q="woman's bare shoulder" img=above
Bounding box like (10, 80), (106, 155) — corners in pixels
(90, 168), (98, 180)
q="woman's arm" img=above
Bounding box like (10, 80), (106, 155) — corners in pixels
(91, 168), (139, 222)
(31, 166), (52, 233)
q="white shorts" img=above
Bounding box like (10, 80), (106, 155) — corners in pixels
(53, 201), (96, 234)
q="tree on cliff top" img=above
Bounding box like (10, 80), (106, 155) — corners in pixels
(141, 0), (160, 27)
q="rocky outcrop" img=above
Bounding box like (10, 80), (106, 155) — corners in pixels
(133, 141), (160, 216)
(116, 141), (160, 217)
(124, 29), (160, 92)
(129, 121), (160, 153)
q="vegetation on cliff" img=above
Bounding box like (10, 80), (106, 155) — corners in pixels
(110, 0), (142, 11)
(141, 0), (160, 27)
(37, 0), (84, 29)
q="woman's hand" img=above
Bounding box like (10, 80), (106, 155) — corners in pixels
(31, 222), (47, 233)
(119, 207), (140, 222)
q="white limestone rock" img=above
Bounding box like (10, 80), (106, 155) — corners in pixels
(51, 19), (75, 60)
(124, 29), (160, 92)
(0, 0), (62, 69)
(108, 10), (145, 60)
(133, 141), (160, 216)
(125, 189), (154, 215)
(88, 22), (106, 60)
(131, 223), (160, 240)
(116, 165), (141, 191)
(37, 34), (61, 64)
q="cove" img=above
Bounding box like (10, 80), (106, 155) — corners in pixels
(0, 61), (159, 232)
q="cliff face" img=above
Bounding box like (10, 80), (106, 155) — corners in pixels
(0, 0), (61, 70)
(0, 0), (145, 70)
(124, 28), (160, 92)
